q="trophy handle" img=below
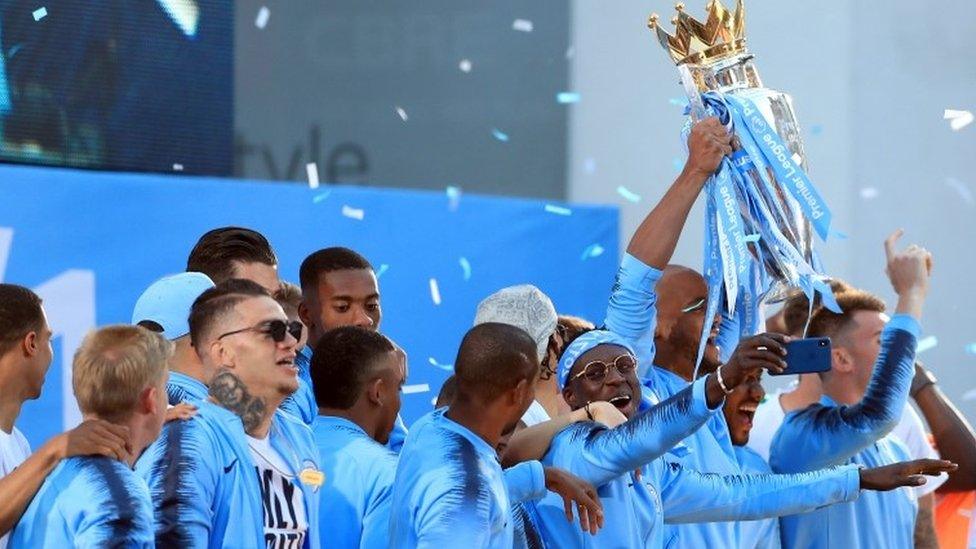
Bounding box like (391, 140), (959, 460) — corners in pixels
(678, 65), (707, 122)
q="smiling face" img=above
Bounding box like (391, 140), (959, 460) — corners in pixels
(722, 369), (765, 446)
(562, 344), (640, 419)
(654, 267), (722, 378)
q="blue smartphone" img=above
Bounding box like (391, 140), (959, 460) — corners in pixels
(770, 337), (832, 376)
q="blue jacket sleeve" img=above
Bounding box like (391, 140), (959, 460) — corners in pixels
(603, 253), (664, 379)
(504, 461), (547, 504)
(134, 420), (218, 548)
(769, 315), (920, 473)
(553, 377), (716, 487)
(660, 461), (861, 523)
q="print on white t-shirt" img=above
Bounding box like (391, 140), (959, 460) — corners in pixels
(247, 434), (307, 549)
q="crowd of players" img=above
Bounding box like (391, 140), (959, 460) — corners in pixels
(0, 117), (973, 548)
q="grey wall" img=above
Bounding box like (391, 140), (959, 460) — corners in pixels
(569, 1), (976, 416)
(235, 0), (570, 199)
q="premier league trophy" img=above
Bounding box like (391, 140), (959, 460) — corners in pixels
(647, 0), (838, 366)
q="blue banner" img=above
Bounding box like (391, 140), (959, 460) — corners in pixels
(0, 165), (618, 449)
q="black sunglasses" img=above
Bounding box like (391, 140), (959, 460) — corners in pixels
(217, 319), (303, 343)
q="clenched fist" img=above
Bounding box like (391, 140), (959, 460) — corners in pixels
(684, 117), (733, 180)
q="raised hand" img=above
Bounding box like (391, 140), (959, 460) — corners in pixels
(543, 467), (605, 535)
(884, 230), (933, 319)
(684, 117), (733, 181)
(859, 459), (957, 491)
(56, 419), (132, 462)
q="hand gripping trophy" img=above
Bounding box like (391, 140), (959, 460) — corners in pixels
(648, 0), (839, 363)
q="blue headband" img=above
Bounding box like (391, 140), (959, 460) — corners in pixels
(557, 330), (636, 389)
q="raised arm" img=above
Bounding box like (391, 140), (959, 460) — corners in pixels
(771, 232), (931, 473)
(501, 402), (625, 468)
(604, 119), (731, 374)
(0, 420), (130, 537)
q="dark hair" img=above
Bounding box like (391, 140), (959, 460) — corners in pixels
(807, 289), (886, 341)
(0, 284), (44, 355)
(188, 279), (270, 349)
(299, 247), (373, 292)
(310, 326), (396, 409)
(435, 375), (458, 408)
(782, 279), (853, 337)
(186, 227), (278, 284)
(454, 323), (537, 402)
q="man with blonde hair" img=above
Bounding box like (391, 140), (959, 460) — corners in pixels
(10, 325), (172, 547)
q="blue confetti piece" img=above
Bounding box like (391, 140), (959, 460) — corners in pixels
(544, 204), (572, 216)
(965, 343), (976, 355)
(32, 6), (47, 21)
(810, 124), (823, 136)
(312, 190), (332, 203)
(581, 243), (605, 260)
(741, 233), (761, 243)
(917, 335), (938, 354)
(672, 156), (684, 173)
(616, 186), (641, 203)
(669, 97), (688, 108)
(458, 257), (471, 281)
(375, 264), (389, 279)
(830, 229), (849, 241)
(557, 92), (581, 104)
(491, 128), (509, 142)
(428, 357), (454, 372)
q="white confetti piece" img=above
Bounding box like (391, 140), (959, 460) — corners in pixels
(859, 187), (878, 200)
(172, 163), (184, 172)
(580, 244), (604, 260)
(375, 264), (389, 279)
(341, 205), (364, 220)
(963, 388), (976, 401)
(254, 6), (270, 29)
(945, 177), (974, 205)
(544, 204), (572, 216)
(429, 278), (441, 305)
(428, 357), (453, 371)
(32, 6), (46, 21)
(0, 227), (13, 283)
(491, 128), (509, 142)
(446, 185), (462, 211)
(402, 384), (430, 395)
(306, 162), (320, 189)
(395, 106), (408, 122)
(512, 18), (533, 32)
(616, 185), (641, 203)
(916, 335), (938, 354)
(312, 190), (332, 203)
(557, 92), (580, 104)
(791, 152), (803, 166)
(458, 59), (472, 73)
(944, 109), (974, 131)
(458, 257), (472, 281)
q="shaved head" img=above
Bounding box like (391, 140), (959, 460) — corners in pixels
(454, 323), (537, 403)
(653, 264), (721, 379)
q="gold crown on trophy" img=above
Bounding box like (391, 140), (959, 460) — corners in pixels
(648, 0), (747, 66)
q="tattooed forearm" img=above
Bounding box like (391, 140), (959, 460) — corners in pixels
(209, 370), (267, 434)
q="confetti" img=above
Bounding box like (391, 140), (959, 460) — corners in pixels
(312, 190), (332, 203)
(341, 205), (364, 220)
(32, 7), (46, 21)
(557, 92), (581, 104)
(830, 229), (849, 241)
(458, 59), (472, 73)
(668, 97), (688, 108)
(616, 186), (641, 203)
(581, 244), (604, 260)
(963, 388), (976, 402)
(0, 227), (13, 283)
(565, 46), (575, 59)
(672, 157), (684, 173)
(428, 357), (454, 371)
(810, 124), (824, 136)
(544, 204), (572, 216)
(945, 177), (974, 205)
(395, 106), (408, 122)
(375, 264), (389, 279)
(916, 335), (938, 354)
(741, 233), (761, 243)
(859, 187), (878, 200)
(458, 257), (471, 281)
(402, 384), (430, 395)
(306, 162), (320, 189)
(512, 19), (534, 32)
(965, 343), (976, 355)
(944, 109), (974, 131)
(446, 185), (462, 211)
(172, 163), (184, 171)
(491, 128), (509, 142)
(429, 278), (441, 305)
(255, 6), (270, 29)
(584, 158), (597, 174)
(791, 153), (803, 166)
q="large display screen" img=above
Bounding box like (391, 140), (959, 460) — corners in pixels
(0, 0), (233, 175)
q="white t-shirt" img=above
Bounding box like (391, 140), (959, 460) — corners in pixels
(520, 400), (551, 427)
(247, 434), (307, 548)
(0, 427), (31, 549)
(891, 405), (948, 497)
